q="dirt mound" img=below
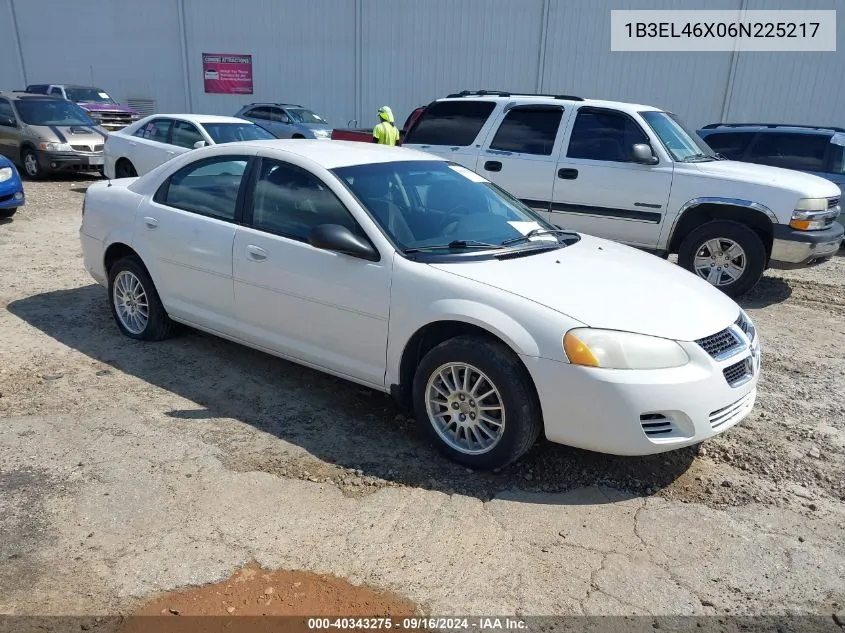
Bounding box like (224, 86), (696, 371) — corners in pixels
(117, 563), (418, 633)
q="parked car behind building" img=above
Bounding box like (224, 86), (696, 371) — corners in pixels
(697, 123), (845, 241)
(402, 90), (843, 297)
(234, 103), (332, 139)
(104, 114), (276, 179)
(0, 91), (107, 179)
(26, 84), (140, 131)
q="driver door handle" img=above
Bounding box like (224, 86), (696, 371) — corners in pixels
(484, 161), (502, 172)
(558, 168), (578, 179)
(246, 245), (268, 261)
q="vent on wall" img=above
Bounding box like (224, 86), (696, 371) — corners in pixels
(126, 98), (156, 117)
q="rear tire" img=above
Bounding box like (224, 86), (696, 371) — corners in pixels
(677, 220), (766, 298)
(115, 159), (137, 178)
(412, 335), (542, 470)
(0, 208), (17, 218)
(107, 255), (177, 341)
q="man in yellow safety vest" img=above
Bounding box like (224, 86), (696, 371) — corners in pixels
(372, 106), (400, 145)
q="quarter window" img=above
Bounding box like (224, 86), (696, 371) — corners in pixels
(170, 120), (205, 149)
(158, 156), (249, 221)
(746, 133), (830, 171)
(134, 118), (172, 143)
(489, 107), (563, 156)
(567, 109), (649, 162)
(250, 159), (359, 241)
(0, 99), (15, 121)
(404, 100), (496, 146)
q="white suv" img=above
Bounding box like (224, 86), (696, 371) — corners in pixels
(403, 91), (844, 297)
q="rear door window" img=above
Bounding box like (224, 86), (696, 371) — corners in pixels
(404, 100), (496, 146)
(701, 132), (755, 160)
(746, 132), (830, 171)
(489, 106), (564, 156)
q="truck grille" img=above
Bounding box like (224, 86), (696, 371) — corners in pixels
(88, 110), (134, 131)
(696, 328), (742, 359)
(827, 197), (840, 209)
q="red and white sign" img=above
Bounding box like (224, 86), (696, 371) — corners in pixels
(202, 53), (253, 95)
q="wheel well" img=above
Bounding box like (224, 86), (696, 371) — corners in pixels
(104, 242), (139, 275)
(115, 157), (133, 168)
(668, 204), (774, 257)
(292, 134), (305, 139)
(393, 320), (536, 412)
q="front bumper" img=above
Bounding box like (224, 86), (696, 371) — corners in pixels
(39, 150), (104, 171)
(521, 334), (761, 456)
(0, 180), (24, 209)
(769, 222), (844, 267)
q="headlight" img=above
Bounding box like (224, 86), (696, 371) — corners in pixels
(563, 328), (690, 370)
(0, 167), (12, 183)
(313, 129), (330, 138)
(790, 198), (838, 230)
(39, 142), (73, 152)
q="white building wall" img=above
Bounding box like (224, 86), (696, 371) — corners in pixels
(1, 0), (843, 130)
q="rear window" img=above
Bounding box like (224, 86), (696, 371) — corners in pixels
(404, 100), (496, 146)
(701, 131), (755, 160)
(746, 132), (830, 171)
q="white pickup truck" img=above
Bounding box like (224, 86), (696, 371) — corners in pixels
(402, 91), (844, 297)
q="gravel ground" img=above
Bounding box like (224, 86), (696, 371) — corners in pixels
(1, 175), (844, 619)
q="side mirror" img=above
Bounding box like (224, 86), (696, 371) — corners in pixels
(0, 116), (16, 127)
(193, 140), (207, 149)
(308, 224), (379, 261)
(632, 143), (659, 165)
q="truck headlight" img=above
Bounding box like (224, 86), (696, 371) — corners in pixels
(563, 328), (690, 370)
(39, 142), (73, 152)
(0, 167), (12, 182)
(790, 198), (839, 230)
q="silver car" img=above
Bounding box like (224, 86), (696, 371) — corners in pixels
(234, 102), (332, 140)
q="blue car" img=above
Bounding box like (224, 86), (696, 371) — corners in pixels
(0, 155), (24, 218)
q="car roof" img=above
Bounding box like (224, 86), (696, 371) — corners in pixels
(699, 123), (844, 135)
(208, 139), (442, 169)
(0, 91), (66, 101)
(142, 113), (258, 125)
(433, 93), (662, 114)
(241, 102), (302, 108)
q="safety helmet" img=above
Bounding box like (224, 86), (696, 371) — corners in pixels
(378, 105), (394, 123)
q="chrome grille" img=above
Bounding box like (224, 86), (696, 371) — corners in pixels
(723, 358), (753, 387)
(827, 197), (839, 209)
(696, 328), (742, 359)
(71, 144), (104, 153)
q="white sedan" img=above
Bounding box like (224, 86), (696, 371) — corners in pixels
(80, 140), (761, 469)
(103, 113), (275, 180)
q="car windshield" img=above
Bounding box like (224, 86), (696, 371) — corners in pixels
(332, 160), (565, 255)
(15, 99), (95, 126)
(287, 108), (326, 124)
(65, 88), (117, 104)
(641, 111), (717, 162)
(200, 122), (276, 143)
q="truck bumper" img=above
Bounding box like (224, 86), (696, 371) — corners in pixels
(769, 223), (844, 268)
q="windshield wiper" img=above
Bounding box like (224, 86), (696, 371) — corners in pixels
(681, 153), (716, 163)
(500, 228), (574, 246)
(404, 239), (504, 253)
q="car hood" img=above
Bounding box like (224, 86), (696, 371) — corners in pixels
(691, 159), (841, 197)
(33, 123), (108, 144)
(430, 234), (740, 342)
(78, 102), (138, 114)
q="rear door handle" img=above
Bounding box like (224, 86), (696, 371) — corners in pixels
(143, 216), (158, 229)
(246, 245), (268, 261)
(558, 168), (578, 179)
(483, 161), (502, 172)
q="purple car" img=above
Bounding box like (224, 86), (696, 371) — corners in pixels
(25, 84), (141, 131)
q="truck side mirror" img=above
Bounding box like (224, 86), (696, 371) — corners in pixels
(632, 144), (659, 165)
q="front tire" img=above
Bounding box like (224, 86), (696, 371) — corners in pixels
(677, 220), (766, 298)
(22, 148), (48, 180)
(0, 208), (17, 218)
(107, 256), (176, 341)
(412, 335), (542, 470)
